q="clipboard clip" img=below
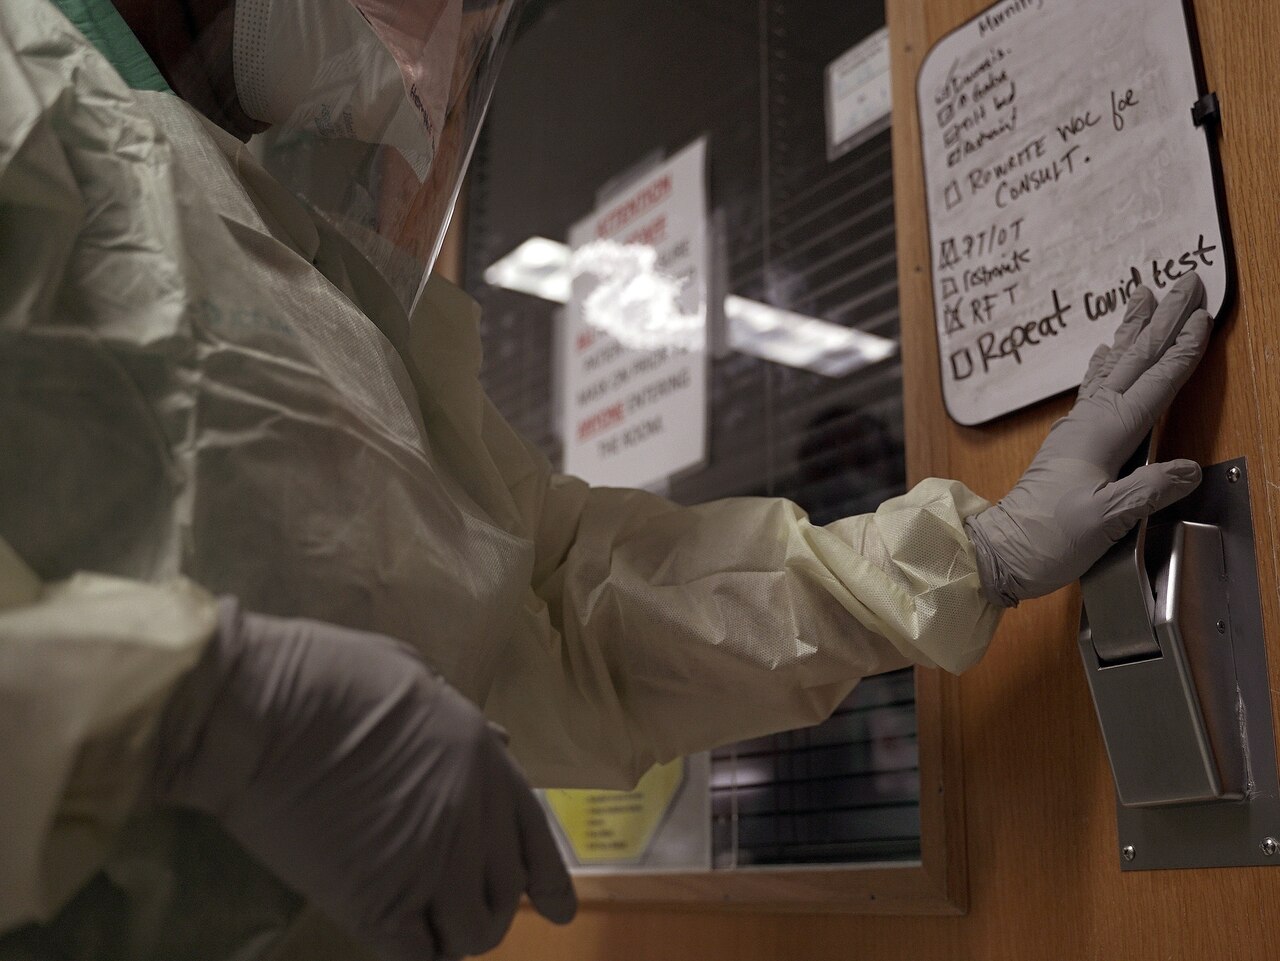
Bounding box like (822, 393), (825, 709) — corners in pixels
(1191, 92), (1221, 128)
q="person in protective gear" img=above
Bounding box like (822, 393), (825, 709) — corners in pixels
(0, 0), (1213, 958)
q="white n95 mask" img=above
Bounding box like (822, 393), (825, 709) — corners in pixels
(232, 0), (463, 180)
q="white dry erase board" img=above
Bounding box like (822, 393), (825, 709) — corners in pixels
(917, 0), (1229, 426)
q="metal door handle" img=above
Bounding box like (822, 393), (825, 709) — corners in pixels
(1079, 506), (1245, 806)
(1076, 459), (1278, 869)
(1081, 432), (1161, 664)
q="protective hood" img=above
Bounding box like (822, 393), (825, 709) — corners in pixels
(239, 0), (523, 312)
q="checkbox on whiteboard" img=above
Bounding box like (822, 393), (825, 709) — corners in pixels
(943, 300), (965, 334)
(944, 180), (963, 210)
(937, 103), (955, 126)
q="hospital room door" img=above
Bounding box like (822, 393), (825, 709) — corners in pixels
(482, 0), (1280, 956)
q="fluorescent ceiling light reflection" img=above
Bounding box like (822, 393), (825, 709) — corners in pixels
(483, 237), (572, 303)
(485, 237), (705, 351)
(484, 238), (898, 375)
(571, 240), (705, 353)
(710, 758), (777, 790)
(724, 295), (898, 377)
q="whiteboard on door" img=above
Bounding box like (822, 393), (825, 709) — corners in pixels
(917, 0), (1229, 426)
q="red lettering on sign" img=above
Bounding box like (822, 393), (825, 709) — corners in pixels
(595, 175), (672, 238)
(623, 215), (668, 248)
(576, 403), (625, 441)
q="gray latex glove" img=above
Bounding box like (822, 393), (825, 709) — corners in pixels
(153, 598), (577, 961)
(965, 271), (1212, 607)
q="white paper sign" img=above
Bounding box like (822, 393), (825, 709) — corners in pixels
(826, 27), (892, 161)
(918, 0), (1228, 425)
(561, 139), (708, 487)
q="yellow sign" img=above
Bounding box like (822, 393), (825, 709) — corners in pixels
(544, 759), (686, 865)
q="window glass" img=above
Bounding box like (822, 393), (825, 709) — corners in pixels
(465, 0), (918, 868)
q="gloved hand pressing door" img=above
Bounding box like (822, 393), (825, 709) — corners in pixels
(965, 271), (1212, 607)
(153, 599), (577, 961)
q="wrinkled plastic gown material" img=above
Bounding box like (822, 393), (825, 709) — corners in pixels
(0, 3), (998, 957)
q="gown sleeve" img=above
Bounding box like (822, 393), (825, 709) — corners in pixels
(409, 280), (1004, 789)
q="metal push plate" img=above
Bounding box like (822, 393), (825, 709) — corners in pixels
(1081, 459), (1280, 870)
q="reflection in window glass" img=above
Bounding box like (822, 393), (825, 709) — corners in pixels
(465, 0), (918, 868)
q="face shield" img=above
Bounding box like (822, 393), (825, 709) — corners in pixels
(232, 0), (523, 313)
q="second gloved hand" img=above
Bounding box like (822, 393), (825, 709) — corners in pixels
(153, 599), (576, 961)
(965, 271), (1213, 606)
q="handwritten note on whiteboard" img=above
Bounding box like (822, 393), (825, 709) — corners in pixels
(917, 0), (1228, 425)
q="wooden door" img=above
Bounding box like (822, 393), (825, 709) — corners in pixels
(484, 0), (1280, 957)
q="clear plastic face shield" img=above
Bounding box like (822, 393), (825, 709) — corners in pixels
(233, 0), (523, 313)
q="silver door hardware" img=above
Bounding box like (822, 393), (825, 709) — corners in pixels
(1078, 457), (1280, 870)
